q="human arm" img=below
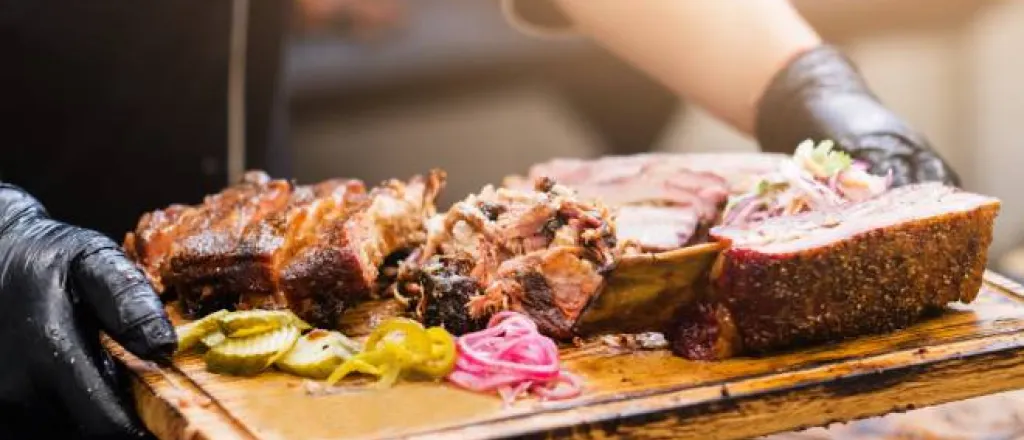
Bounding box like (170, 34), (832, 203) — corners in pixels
(552, 0), (820, 135)
(506, 0), (959, 186)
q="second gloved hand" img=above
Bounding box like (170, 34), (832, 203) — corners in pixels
(755, 45), (960, 188)
(0, 183), (176, 439)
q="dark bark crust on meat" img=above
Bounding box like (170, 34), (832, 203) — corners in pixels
(672, 201), (999, 360)
(417, 259), (486, 335)
(126, 170), (445, 329)
(512, 270), (569, 339)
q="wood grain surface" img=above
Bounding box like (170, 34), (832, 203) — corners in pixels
(106, 271), (1024, 440)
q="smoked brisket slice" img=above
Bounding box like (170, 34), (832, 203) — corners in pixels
(506, 154), (757, 252)
(669, 183), (1001, 360)
(407, 178), (617, 339)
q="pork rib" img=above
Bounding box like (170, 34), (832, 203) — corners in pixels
(124, 170), (293, 294)
(669, 183), (1001, 359)
(125, 170), (445, 328)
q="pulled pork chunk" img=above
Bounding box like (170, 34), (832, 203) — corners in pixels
(403, 178), (618, 339)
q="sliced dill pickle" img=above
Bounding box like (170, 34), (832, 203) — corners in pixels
(175, 310), (230, 354)
(200, 331), (227, 350)
(205, 325), (300, 376)
(275, 330), (357, 379)
(218, 310), (311, 337)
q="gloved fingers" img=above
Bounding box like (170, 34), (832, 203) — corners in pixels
(71, 231), (177, 361)
(0, 183), (48, 232)
(880, 158), (914, 188)
(45, 305), (150, 439)
(915, 153), (962, 187)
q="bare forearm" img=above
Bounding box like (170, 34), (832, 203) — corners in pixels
(555, 0), (821, 135)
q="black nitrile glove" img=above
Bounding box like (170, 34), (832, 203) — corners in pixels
(0, 183), (176, 439)
(756, 45), (961, 188)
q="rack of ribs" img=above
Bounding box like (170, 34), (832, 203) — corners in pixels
(124, 169), (445, 328)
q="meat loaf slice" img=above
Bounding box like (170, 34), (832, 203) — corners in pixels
(669, 183), (1001, 360)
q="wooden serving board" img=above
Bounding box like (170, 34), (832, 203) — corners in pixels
(107, 271), (1024, 440)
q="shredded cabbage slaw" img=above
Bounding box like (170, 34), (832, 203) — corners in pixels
(720, 140), (892, 226)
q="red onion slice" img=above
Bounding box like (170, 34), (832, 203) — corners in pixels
(447, 311), (583, 404)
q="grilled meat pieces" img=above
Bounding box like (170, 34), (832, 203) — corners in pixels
(125, 171), (293, 293)
(506, 153), (786, 252)
(669, 183), (1001, 360)
(406, 178), (618, 339)
(124, 170), (445, 328)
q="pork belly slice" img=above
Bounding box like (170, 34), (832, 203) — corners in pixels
(407, 178), (618, 339)
(126, 169), (445, 328)
(168, 171), (444, 327)
(669, 183), (1001, 360)
(165, 177), (365, 318)
(124, 171), (292, 294)
(217, 178), (369, 324)
(272, 171), (445, 327)
(507, 154), (734, 252)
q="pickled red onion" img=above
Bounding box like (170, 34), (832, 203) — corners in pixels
(446, 311), (582, 405)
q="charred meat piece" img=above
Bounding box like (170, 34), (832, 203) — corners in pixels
(669, 183), (1001, 360)
(125, 170), (445, 328)
(406, 179), (618, 339)
(216, 178), (369, 321)
(506, 154), (748, 252)
(124, 171), (292, 294)
(160, 177), (365, 319)
(271, 172), (444, 327)
(413, 257), (486, 336)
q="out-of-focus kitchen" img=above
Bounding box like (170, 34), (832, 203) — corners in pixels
(283, 2), (1024, 436)
(4, 0), (1023, 438)
(287, 0), (1024, 279)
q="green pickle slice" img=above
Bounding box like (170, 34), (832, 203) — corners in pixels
(219, 310), (312, 337)
(205, 325), (300, 376)
(275, 330), (359, 379)
(175, 310), (230, 353)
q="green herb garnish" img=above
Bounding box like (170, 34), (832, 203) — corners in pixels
(794, 139), (852, 177)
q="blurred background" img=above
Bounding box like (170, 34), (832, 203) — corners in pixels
(285, 0), (1024, 277)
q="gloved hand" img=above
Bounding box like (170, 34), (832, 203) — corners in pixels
(0, 183), (176, 439)
(756, 45), (961, 188)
